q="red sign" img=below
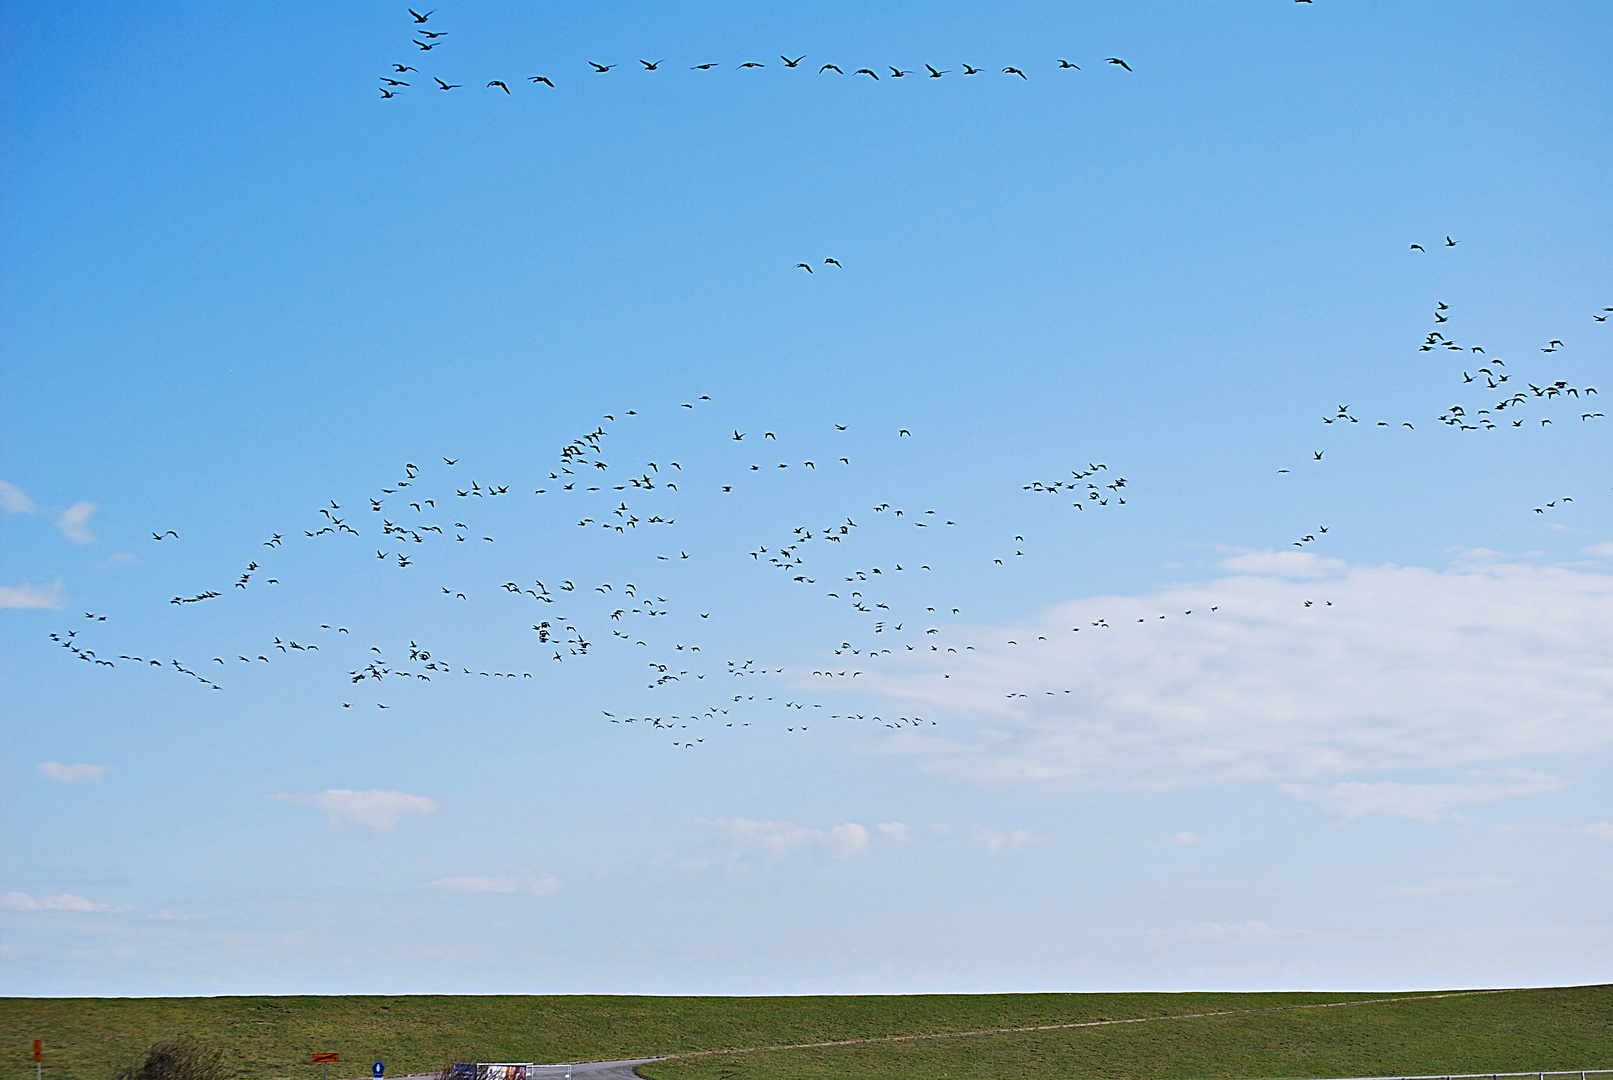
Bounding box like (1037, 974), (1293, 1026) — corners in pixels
(34, 1041), (43, 1063)
(313, 1054), (340, 1064)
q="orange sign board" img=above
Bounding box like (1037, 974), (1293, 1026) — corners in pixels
(34, 1041), (43, 1063)
(313, 1054), (340, 1064)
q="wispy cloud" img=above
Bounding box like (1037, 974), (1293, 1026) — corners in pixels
(55, 501), (98, 544)
(705, 818), (872, 857)
(1, 891), (129, 912)
(38, 762), (110, 783)
(1389, 875), (1520, 896)
(1281, 771), (1569, 822)
(970, 826), (1033, 854)
(864, 557), (1613, 789)
(0, 583), (63, 609)
(270, 789), (438, 832)
(427, 873), (560, 896)
(1571, 822), (1613, 842)
(1163, 831), (1205, 846)
(0, 481), (36, 514)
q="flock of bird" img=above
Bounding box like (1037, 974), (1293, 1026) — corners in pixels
(43, 11), (1610, 753)
(377, 8), (1135, 100)
(51, 273), (1605, 749)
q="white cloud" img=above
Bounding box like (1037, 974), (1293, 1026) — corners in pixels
(1215, 548), (1350, 579)
(1583, 542), (1613, 558)
(428, 874), (560, 896)
(1164, 831), (1205, 846)
(0, 481), (36, 514)
(270, 789), (438, 832)
(0, 583), (63, 609)
(1390, 876), (1520, 896)
(706, 818), (872, 858)
(39, 762), (110, 783)
(55, 501), (98, 544)
(828, 823), (870, 856)
(970, 827), (1033, 854)
(1571, 822), (1613, 842)
(864, 556), (1613, 789)
(1281, 771), (1569, 822)
(1, 891), (126, 912)
(876, 822), (911, 842)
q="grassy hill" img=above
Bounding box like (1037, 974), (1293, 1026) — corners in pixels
(3, 985), (1609, 1080)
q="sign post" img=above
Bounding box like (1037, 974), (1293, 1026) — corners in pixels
(313, 1051), (339, 1080)
(373, 1062), (384, 1079)
(34, 1040), (43, 1080)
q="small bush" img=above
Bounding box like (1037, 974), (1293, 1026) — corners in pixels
(112, 1038), (225, 1080)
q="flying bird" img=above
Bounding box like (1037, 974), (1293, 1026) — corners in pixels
(782, 55), (805, 67)
(1058, 59), (1080, 69)
(692, 63), (719, 70)
(1410, 243), (1425, 251)
(639, 59), (663, 69)
(796, 263), (813, 273)
(820, 64), (843, 74)
(926, 65), (948, 77)
(855, 68), (879, 79)
(528, 75), (554, 86)
(434, 77), (459, 90)
(409, 8), (433, 22)
(488, 80), (510, 93)
(588, 62), (615, 72)
(1003, 66), (1026, 78)
(1105, 57), (1132, 70)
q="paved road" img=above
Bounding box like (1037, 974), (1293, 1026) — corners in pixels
(549, 1062), (662, 1080)
(391, 1064), (662, 1080)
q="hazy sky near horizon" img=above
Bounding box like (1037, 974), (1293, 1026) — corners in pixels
(3, 1), (1611, 996)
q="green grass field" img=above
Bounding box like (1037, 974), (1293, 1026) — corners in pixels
(3, 985), (1609, 1080)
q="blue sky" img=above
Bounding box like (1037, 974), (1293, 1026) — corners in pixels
(2, 1), (1611, 995)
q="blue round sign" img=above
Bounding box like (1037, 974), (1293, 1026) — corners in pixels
(373, 1063), (384, 1078)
